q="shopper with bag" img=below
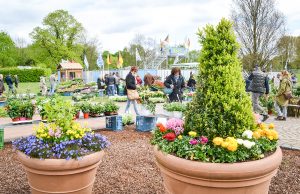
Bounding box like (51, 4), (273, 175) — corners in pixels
(164, 67), (185, 102)
(274, 70), (292, 121)
(125, 66), (140, 115)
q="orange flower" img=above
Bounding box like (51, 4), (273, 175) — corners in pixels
(156, 123), (166, 133)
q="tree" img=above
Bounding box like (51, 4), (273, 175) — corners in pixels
(0, 31), (17, 67)
(30, 10), (84, 70)
(81, 35), (102, 70)
(185, 19), (255, 139)
(231, 0), (285, 69)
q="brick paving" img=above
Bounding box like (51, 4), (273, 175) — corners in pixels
(2, 102), (300, 150)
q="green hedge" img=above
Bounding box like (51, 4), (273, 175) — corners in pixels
(0, 67), (51, 82)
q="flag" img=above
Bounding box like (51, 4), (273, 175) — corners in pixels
(164, 35), (169, 43)
(136, 48), (141, 61)
(84, 55), (89, 70)
(185, 38), (190, 48)
(117, 51), (123, 68)
(106, 53), (112, 65)
(96, 52), (104, 68)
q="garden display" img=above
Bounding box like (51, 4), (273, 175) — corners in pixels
(56, 79), (97, 95)
(163, 102), (186, 118)
(89, 103), (105, 117)
(148, 97), (165, 103)
(80, 101), (92, 119)
(6, 98), (35, 121)
(151, 19), (282, 194)
(110, 96), (127, 102)
(12, 97), (110, 194)
(122, 114), (134, 126)
(36, 96), (60, 120)
(72, 93), (97, 102)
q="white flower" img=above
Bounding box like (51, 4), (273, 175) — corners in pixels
(237, 138), (244, 145)
(242, 130), (253, 139)
(243, 140), (255, 149)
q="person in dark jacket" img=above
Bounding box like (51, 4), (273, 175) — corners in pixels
(248, 66), (270, 121)
(5, 74), (14, 94)
(14, 75), (19, 88)
(164, 67), (185, 102)
(125, 66), (140, 115)
(187, 72), (196, 92)
(105, 73), (116, 96)
(0, 74), (5, 96)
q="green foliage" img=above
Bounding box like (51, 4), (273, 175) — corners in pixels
(0, 67), (51, 82)
(6, 98), (35, 119)
(0, 31), (17, 67)
(163, 102), (186, 112)
(89, 103), (105, 115)
(122, 114), (134, 125)
(80, 102), (91, 113)
(103, 101), (119, 113)
(0, 107), (8, 117)
(30, 10), (84, 70)
(185, 19), (255, 139)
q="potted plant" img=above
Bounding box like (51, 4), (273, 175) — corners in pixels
(163, 102), (186, 118)
(6, 99), (21, 122)
(80, 102), (91, 119)
(103, 101), (119, 116)
(151, 19), (282, 194)
(12, 97), (110, 194)
(89, 103), (104, 117)
(122, 114), (134, 126)
(73, 103), (82, 119)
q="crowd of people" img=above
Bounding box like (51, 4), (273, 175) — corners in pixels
(0, 74), (19, 95)
(246, 66), (296, 122)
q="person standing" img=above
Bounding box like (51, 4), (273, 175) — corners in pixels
(125, 66), (140, 115)
(114, 72), (121, 95)
(49, 74), (57, 95)
(248, 66), (269, 121)
(5, 74), (14, 94)
(14, 75), (19, 89)
(164, 67), (185, 102)
(0, 74), (5, 96)
(274, 71), (292, 121)
(136, 75), (142, 86)
(187, 72), (196, 92)
(105, 73), (116, 96)
(40, 77), (47, 96)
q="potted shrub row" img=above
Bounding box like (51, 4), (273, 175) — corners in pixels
(6, 99), (35, 122)
(13, 96), (110, 194)
(74, 101), (120, 119)
(151, 19), (282, 194)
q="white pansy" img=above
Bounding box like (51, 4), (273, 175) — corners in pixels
(242, 130), (253, 139)
(243, 140), (255, 149)
(237, 138), (244, 145)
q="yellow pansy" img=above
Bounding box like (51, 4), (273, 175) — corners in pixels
(253, 131), (261, 139)
(269, 123), (275, 129)
(177, 135), (183, 140)
(227, 142), (238, 152)
(221, 141), (229, 148)
(188, 131), (197, 137)
(213, 137), (223, 146)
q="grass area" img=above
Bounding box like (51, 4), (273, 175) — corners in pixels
(297, 73), (300, 87)
(2, 82), (42, 95)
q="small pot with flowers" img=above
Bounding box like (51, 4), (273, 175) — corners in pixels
(13, 96), (110, 194)
(151, 19), (282, 194)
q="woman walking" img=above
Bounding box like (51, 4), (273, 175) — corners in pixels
(125, 66), (140, 115)
(164, 67), (185, 102)
(274, 70), (292, 121)
(0, 74), (5, 96)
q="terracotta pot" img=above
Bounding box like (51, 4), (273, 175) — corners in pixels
(83, 112), (89, 119)
(17, 151), (105, 194)
(12, 117), (20, 122)
(154, 146), (282, 194)
(19, 117), (27, 121)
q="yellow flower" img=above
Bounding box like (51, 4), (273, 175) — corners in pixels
(253, 131), (261, 139)
(177, 135), (183, 140)
(260, 123), (267, 130)
(269, 123), (275, 129)
(213, 137), (223, 146)
(267, 135), (274, 140)
(270, 130), (279, 140)
(221, 141), (229, 148)
(188, 131), (197, 137)
(225, 137), (235, 143)
(227, 142), (238, 152)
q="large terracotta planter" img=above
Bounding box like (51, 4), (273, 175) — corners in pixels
(154, 146), (282, 194)
(17, 151), (105, 194)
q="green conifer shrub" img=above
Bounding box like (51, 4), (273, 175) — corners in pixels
(185, 19), (255, 139)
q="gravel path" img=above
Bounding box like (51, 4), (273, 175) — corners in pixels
(0, 126), (299, 194)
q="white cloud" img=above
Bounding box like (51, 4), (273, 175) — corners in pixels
(0, 0), (299, 52)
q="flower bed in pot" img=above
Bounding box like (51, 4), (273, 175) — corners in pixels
(151, 19), (282, 194)
(13, 96), (110, 194)
(6, 98), (35, 122)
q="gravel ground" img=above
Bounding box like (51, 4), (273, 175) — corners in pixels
(0, 126), (299, 194)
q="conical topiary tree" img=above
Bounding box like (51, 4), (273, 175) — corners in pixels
(185, 18), (255, 139)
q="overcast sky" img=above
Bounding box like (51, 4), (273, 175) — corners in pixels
(0, 0), (299, 52)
